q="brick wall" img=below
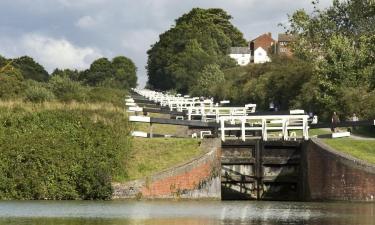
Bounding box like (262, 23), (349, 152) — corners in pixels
(303, 139), (375, 201)
(112, 138), (221, 199)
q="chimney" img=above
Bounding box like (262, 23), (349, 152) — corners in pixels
(267, 32), (272, 37)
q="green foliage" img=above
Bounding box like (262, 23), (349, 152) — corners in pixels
(13, 56), (49, 82)
(223, 57), (313, 111)
(0, 107), (131, 200)
(286, 0), (375, 120)
(0, 65), (26, 99)
(51, 68), (80, 81)
(112, 56), (137, 89)
(81, 56), (137, 89)
(191, 64), (226, 99)
(0, 55), (6, 67)
(87, 87), (128, 107)
(147, 8), (246, 93)
(24, 81), (55, 103)
(83, 58), (112, 86)
(48, 76), (88, 102)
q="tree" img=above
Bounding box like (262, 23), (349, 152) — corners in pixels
(286, 0), (375, 119)
(0, 55), (6, 68)
(81, 58), (112, 86)
(51, 68), (81, 81)
(219, 56), (313, 111)
(13, 56), (49, 82)
(147, 8), (246, 93)
(191, 64), (226, 99)
(0, 64), (26, 99)
(112, 56), (137, 89)
(81, 56), (137, 89)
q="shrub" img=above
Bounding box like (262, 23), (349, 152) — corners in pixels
(24, 83), (55, 103)
(49, 76), (88, 102)
(0, 107), (131, 200)
(0, 67), (26, 100)
(87, 87), (127, 107)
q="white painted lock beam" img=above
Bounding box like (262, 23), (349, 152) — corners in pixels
(131, 131), (148, 137)
(128, 106), (143, 112)
(129, 116), (151, 123)
(290, 109), (305, 114)
(332, 132), (350, 138)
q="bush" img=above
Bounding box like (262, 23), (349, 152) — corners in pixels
(223, 57), (313, 110)
(49, 76), (88, 102)
(87, 87), (127, 107)
(0, 107), (131, 200)
(0, 67), (26, 100)
(24, 82), (55, 103)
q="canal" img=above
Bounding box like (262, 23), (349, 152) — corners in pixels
(0, 200), (374, 225)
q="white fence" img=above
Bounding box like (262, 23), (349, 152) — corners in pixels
(220, 115), (309, 141)
(129, 89), (309, 141)
(187, 104), (256, 123)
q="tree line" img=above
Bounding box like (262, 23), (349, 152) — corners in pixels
(146, 1), (375, 121)
(0, 55), (137, 105)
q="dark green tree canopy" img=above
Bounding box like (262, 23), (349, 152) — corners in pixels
(112, 56), (137, 88)
(147, 8), (247, 93)
(0, 55), (7, 68)
(81, 56), (137, 89)
(13, 56), (49, 82)
(51, 68), (80, 81)
(285, 0), (375, 119)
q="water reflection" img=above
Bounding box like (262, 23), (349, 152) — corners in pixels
(0, 200), (373, 225)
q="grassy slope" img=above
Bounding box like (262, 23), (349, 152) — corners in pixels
(0, 101), (131, 199)
(322, 139), (375, 164)
(123, 138), (202, 181)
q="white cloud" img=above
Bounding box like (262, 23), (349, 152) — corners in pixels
(75, 15), (97, 29)
(0, 0), (335, 86)
(0, 33), (102, 72)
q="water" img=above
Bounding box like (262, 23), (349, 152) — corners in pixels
(0, 200), (374, 225)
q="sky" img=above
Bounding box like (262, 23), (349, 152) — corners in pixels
(0, 0), (332, 87)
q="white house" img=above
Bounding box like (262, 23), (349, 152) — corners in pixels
(254, 47), (271, 64)
(229, 47), (251, 66)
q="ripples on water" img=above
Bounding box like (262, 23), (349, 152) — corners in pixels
(0, 200), (374, 225)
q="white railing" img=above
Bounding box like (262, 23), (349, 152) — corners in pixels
(220, 115), (309, 141)
(133, 88), (215, 112)
(130, 89), (310, 142)
(187, 104), (256, 123)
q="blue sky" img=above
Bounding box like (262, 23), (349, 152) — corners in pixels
(0, 0), (332, 87)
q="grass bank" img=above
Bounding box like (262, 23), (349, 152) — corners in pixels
(123, 138), (202, 181)
(322, 139), (375, 164)
(0, 102), (131, 200)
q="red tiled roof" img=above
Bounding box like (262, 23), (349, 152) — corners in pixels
(250, 33), (276, 51)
